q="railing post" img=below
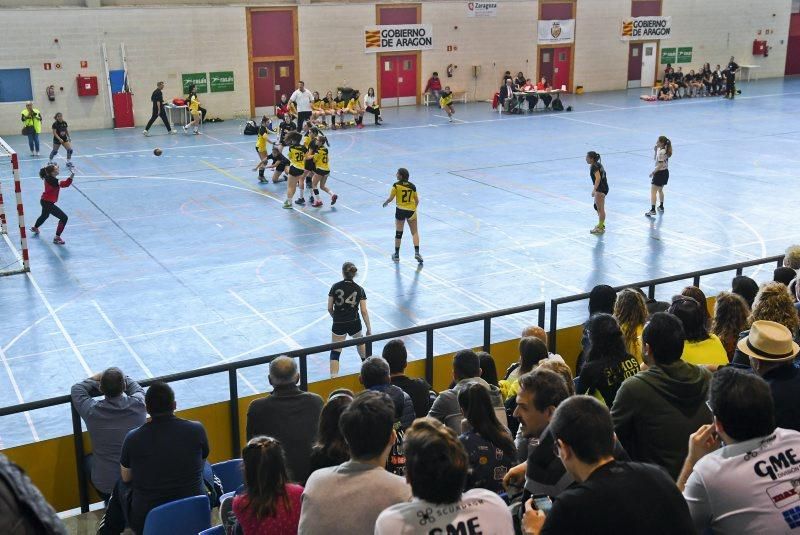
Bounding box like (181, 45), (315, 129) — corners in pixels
(537, 305), (545, 328)
(548, 300), (558, 353)
(425, 329), (434, 385)
(736, 267), (744, 276)
(365, 340), (373, 358)
(693, 275), (701, 287)
(228, 369), (241, 458)
(648, 284), (655, 300)
(71, 405), (90, 513)
(299, 355), (308, 391)
(483, 318), (491, 353)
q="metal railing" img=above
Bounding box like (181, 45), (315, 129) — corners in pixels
(0, 300), (546, 513)
(547, 254), (785, 352)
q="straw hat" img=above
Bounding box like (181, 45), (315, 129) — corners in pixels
(737, 320), (800, 362)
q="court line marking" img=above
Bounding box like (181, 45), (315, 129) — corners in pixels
(229, 290), (303, 350)
(191, 325), (259, 395)
(92, 300), (154, 378)
(0, 343), (39, 442)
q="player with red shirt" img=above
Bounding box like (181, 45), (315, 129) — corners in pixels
(31, 163), (73, 244)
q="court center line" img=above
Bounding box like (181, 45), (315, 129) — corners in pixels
(92, 300), (154, 378)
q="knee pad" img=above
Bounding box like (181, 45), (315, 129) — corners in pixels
(395, 230), (403, 240)
(329, 350), (341, 362)
(66, 149), (73, 157)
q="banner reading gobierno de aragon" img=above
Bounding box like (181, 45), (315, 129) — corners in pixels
(364, 24), (434, 53)
(620, 16), (672, 41)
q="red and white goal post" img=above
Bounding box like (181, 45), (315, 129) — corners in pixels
(0, 137), (30, 276)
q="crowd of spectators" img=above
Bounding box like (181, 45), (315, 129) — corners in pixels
(6, 244), (800, 534)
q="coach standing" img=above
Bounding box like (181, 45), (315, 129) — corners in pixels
(290, 81), (314, 131)
(143, 81), (174, 136)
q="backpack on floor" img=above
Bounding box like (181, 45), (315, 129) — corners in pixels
(551, 98), (564, 111)
(243, 120), (259, 135)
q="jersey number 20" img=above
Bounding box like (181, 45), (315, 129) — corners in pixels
(335, 290), (358, 306)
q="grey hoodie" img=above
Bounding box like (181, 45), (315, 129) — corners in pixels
(611, 360), (712, 480)
(427, 377), (508, 433)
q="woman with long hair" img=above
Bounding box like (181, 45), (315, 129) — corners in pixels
(613, 288), (648, 364)
(586, 151), (608, 234)
(363, 87), (382, 126)
(309, 390), (353, 475)
(646, 135), (672, 217)
(711, 291), (751, 362)
(31, 163), (73, 245)
(383, 167), (422, 264)
(668, 296), (728, 366)
(477, 352), (499, 387)
(681, 286), (711, 329)
(327, 262), (371, 377)
(574, 313), (639, 407)
(232, 436), (303, 534)
(457, 383), (515, 493)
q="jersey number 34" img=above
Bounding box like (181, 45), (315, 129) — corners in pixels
(335, 290), (358, 306)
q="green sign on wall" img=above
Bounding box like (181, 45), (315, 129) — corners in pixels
(677, 47), (693, 64)
(210, 71), (235, 93)
(661, 47), (677, 64)
(181, 72), (208, 93)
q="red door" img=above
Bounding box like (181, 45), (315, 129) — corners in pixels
(253, 62), (276, 111)
(380, 54), (417, 106)
(787, 13), (800, 75)
(627, 43), (643, 88)
(539, 48), (554, 86)
(553, 47), (571, 90)
(274, 61), (295, 104)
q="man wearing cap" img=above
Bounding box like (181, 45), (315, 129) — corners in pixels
(745, 320), (800, 431)
(677, 364), (800, 533)
(20, 101), (42, 157)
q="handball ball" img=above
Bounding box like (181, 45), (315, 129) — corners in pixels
(153, 148), (163, 156)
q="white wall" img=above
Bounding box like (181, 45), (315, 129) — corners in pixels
(0, 6), (249, 135)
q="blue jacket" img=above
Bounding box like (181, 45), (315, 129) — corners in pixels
(369, 383), (415, 429)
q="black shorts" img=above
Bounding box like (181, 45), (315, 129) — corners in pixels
(596, 183), (609, 196)
(53, 138), (68, 146)
(315, 169), (330, 177)
(304, 160), (316, 172)
(275, 162), (287, 172)
(288, 166), (304, 177)
(395, 208), (417, 221)
(652, 169), (669, 187)
(332, 319), (362, 336)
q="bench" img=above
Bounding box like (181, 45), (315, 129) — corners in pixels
(424, 90), (468, 107)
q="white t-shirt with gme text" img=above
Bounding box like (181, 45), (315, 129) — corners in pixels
(684, 427), (800, 534)
(290, 88), (313, 113)
(375, 488), (513, 535)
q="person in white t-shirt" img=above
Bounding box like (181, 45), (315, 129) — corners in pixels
(678, 348), (800, 535)
(375, 417), (513, 535)
(289, 81), (314, 132)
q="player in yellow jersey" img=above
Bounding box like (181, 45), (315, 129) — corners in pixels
(254, 116), (276, 183)
(284, 132), (307, 209)
(382, 167), (422, 263)
(184, 84), (202, 134)
(311, 135), (336, 207)
(346, 89), (365, 129)
(321, 91), (336, 128)
(440, 86), (455, 122)
(295, 125), (318, 206)
(311, 91), (326, 126)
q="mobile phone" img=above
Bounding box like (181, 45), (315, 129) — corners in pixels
(532, 494), (553, 514)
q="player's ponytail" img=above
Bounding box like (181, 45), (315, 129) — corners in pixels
(397, 167), (409, 182)
(39, 164), (56, 179)
(342, 262), (358, 280)
(587, 151), (601, 163)
(659, 136), (673, 158)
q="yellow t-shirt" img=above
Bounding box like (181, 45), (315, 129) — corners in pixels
(312, 98), (324, 111)
(623, 324), (645, 364)
(682, 334), (729, 367)
(188, 94), (200, 114)
(288, 144), (306, 170)
(313, 146), (330, 171)
(255, 132), (269, 151)
(392, 181), (417, 211)
(440, 92), (453, 107)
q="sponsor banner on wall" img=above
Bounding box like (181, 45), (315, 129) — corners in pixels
(466, 1), (497, 17)
(620, 16), (672, 41)
(210, 71), (235, 92)
(661, 47), (677, 64)
(364, 24), (433, 53)
(182, 72), (208, 93)
(677, 47), (693, 63)
(537, 19), (575, 44)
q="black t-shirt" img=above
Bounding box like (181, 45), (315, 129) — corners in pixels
(266, 151), (289, 165)
(728, 61), (739, 74)
(328, 279), (366, 323)
(279, 121), (296, 143)
(52, 120), (68, 142)
(391, 375), (433, 417)
(590, 162), (608, 192)
(673, 72), (684, 82)
(150, 88), (164, 108)
(724, 69), (736, 82)
(540, 461), (695, 535)
(120, 416), (209, 533)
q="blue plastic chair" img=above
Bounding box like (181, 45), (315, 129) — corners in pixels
(142, 495), (211, 535)
(212, 459), (244, 493)
(199, 526), (225, 535)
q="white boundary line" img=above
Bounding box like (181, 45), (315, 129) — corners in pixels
(92, 300), (154, 378)
(191, 325), (259, 395)
(0, 343), (39, 442)
(229, 290), (303, 350)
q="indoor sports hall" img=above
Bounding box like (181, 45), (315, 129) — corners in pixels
(0, 0), (799, 532)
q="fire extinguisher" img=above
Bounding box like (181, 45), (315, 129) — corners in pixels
(447, 64), (455, 78)
(46, 85), (55, 102)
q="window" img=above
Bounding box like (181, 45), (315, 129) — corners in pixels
(385, 61), (392, 71)
(559, 52), (567, 61)
(632, 48), (640, 57)
(403, 60), (413, 71)
(542, 52), (551, 63)
(793, 0), (800, 13)
(0, 68), (33, 103)
(258, 67), (268, 78)
(645, 47), (653, 56)
(279, 66), (289, 78)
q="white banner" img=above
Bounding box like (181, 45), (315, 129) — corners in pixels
(537, 19), (575, 44)
(620, 16), (672, 41)
(364, 24), (434, 53)
(466, 1), (497, 17)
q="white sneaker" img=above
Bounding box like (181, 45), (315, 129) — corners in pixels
(193, 129), (199, 135)
(182, 125), (188, 133)
(143, 130), (150, 136)
(168, 130), (176, 135)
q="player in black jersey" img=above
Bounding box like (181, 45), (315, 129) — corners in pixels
(277, 115), (297, 150)
(327, 262), (371, 377)
(253, 146), (290, 183)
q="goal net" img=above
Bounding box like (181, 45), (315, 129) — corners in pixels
(0, 137), (30, 276)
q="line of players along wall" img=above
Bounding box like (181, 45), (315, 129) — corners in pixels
(0, 0), (791, 135)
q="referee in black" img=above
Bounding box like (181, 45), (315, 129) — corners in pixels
(143, 81), (174, 136)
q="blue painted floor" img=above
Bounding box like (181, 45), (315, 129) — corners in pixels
(0, 78), (797, 447)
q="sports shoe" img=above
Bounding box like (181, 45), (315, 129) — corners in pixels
(309, 196), (315, 205)
(143, 130), (150, 136)
(30, 226), (39, 235)
(182, 125), (188, 133)
(658, 205), (665, 213)
(645, 209), (656, 217)
(282, 200), (293, 209)
(357, 123), (364, 129)
(53, 236), (65, 245)
(330, 194), (338, 206)
(590, 226), (605, 235)
(168, 130), (176, 135)
(449, 116), (453, 123)
(193, 130), (199, 135)
(294, 197), (306, 206)
(66, 161), (75, 169)
(258, 177), (267, 183)
(312, 200), (323, 207)
(415, 253), (424, 264)
(391, 253), (400, 262)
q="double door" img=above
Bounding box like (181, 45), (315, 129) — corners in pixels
(539, 47), (571, 90)
(627, 42), (657, 88)
(380, 54), (418, 107)
(252, 61), (295, 118)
